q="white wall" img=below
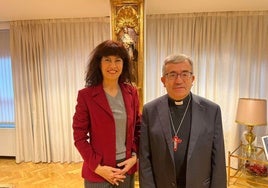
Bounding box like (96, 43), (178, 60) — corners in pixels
(0, 21), (10, 30)
(0, 128), (16, 156)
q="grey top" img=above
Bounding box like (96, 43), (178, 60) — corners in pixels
(105, 89), (127, 160)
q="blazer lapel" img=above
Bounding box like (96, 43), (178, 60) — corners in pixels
(187, 95), (206, 161)
(91, 85), (113, 117)
(157, 95), (175, 163)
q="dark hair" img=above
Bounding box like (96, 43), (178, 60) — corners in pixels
(85, 40), (135, 87)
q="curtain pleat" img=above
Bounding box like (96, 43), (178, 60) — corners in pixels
(10, 18), (110, 163)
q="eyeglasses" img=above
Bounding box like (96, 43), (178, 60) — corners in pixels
(165, 71), (193, 80)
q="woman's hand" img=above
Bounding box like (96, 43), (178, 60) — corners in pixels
(94, 165), (126, 185)
(116, 155), (137, 175)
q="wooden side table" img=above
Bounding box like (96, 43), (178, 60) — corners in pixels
(228, 144), (268, 187)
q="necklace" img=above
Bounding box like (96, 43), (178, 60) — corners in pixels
(169, 96), (191, 152)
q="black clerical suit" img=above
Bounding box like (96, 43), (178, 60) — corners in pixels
(139, 93), (227, 188)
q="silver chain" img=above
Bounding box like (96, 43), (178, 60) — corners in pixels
(169, 96), (191, 136)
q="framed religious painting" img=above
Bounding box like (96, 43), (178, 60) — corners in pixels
(110, 0), (144, 109)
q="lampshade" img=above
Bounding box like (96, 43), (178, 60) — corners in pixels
(235, 98), (267, 126)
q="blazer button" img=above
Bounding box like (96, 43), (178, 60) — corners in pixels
(171, 182), (176, 187)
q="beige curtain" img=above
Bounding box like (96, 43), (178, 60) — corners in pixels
(146, 11), (268, 166)
(10, 18), (110, 163)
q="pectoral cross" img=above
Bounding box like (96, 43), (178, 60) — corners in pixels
(173, 136), (182, 152)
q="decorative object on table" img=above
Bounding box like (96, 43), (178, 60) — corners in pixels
(262, 135), (268, 160)
(235, 98), (267, 158)
(244, 160), (268, 177)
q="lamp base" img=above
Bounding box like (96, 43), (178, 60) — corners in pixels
(243, 125), (256, 158)
(242, 144), (256, 158)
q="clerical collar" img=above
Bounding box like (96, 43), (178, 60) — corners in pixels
(168, 94), (191, 106)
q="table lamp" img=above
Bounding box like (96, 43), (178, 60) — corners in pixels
(235, 98), (267, 157)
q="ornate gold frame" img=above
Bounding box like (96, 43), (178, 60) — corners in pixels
(110, 0), (144, 108)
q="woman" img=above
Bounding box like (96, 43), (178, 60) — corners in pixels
(72, 40), (141, 188)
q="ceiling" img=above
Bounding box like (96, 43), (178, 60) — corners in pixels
(1, 0), (268, 22)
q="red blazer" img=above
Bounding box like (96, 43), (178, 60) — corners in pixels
(73, 83), (141, 182)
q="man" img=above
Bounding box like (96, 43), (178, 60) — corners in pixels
(139, 54), (226, 188)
